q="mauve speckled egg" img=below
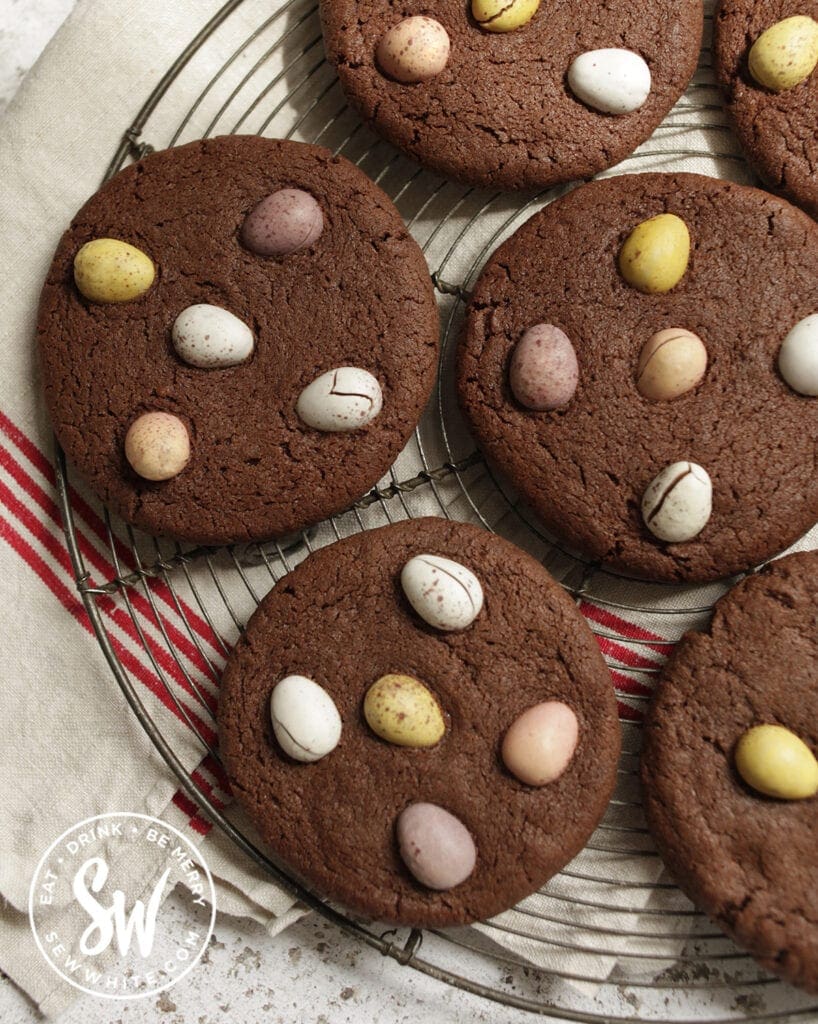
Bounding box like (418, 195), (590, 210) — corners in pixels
(172, 304), (255, 369)
(296, 367), (383, 432)
(376, 16), (451, 83)
(397, 803), (476, 890)
(241, 188), (324, 257)
(270, 675), (342, 763)
(502, 701), (579, 786)
(509, 324), (578, 410)
(400, 554), (484, 631)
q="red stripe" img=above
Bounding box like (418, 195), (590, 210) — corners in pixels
(609, 666), (652, 698)
(595, 634), (663, 671)
(580, 600), (672, 650)
(171, 792), (211, 836)
(0, 442), (221, 702)
(196, 751), (232, 795)
(0, 503), (215, 746)
(0, 475), (216, 736)
(617, 701), (643, 723)
(0, 410), (223, 658)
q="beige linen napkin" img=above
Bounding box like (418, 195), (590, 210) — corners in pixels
(2, 0), (817, 1018)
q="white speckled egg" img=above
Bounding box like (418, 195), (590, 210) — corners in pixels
(567, 49), (652, 114)
(296, 367), (383, 432)
(270, 675), (342, 763)
(778, 314), (818, 396)
(642, 461), (712, 543)
(171, 304), (255, 369)
(401, 554), (484, 631)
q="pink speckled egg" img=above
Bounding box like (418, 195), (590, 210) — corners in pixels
(241, 188), (323, 257)
(397, 803), (476, 890)
(509, 324), (578, 411)
(502, 701), (579, 786)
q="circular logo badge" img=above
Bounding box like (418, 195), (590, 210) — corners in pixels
(29, 812), (216, 1000)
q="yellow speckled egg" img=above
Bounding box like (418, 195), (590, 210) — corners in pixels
(619, 214), (690, 295)
(73, 238), (155, 304)
(735, 724), (818, 800)
(472, 0), (540, 33)
(749, 16), (818, 92)
(363, 674), (445, 748)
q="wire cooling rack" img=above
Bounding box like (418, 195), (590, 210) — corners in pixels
(53, 1), (818, 1021)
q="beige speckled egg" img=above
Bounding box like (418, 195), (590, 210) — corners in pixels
(125, 412), (190, 482)
(73, 238), (155, 304)
(376, 17), (451, 84)
(637, 328), (707, 402)
(363, 674), (445, 748)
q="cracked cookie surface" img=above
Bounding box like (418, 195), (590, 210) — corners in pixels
(457, 172), (818, 583)
(641, 550), (818, 992)
(320, 0), (703, 190)
(218, 517), (620, 927)
(38, 135), (439, 545)
(715, 0), (818, 220)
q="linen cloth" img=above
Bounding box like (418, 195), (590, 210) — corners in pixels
(1, 0), (816, 1017)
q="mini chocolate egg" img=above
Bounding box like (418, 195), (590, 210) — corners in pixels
(241, 189), (323, 257)
(296, 367), (383, 432)
(401, 554), (484, 631)
(567, 49), (652, 114)
(172, 304), (255, 369)
(735, 724), (818, 800)
(376, 16), (451, 84)
(502, 701), (579, 786)
(637, 328), (707, 402)
(397, 803), (476, 890)
(509, 323), (578, 410)
(124, 412), (190, 482)
(74, 238), (155, 304)
(364, 674), (445, 748)
(642, 461), (712, 543)
(778, 314), (818, 396)
(749, 16), (818, 92)
(619, 214), (690, 294)
(472, 0), (540, 33)
(270, 675), (342, 763)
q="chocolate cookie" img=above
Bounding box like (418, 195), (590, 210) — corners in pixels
(38, 135), (439, 546)
(218, 517), (621, 927)
(715, 0), (818, 219)
(457, 172), (818, 583)
(320, 1), (703, 191)
(641, 550), (818, 992)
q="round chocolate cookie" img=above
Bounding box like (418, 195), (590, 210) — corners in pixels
(320, 1), (703, 191)
(38, 135), (439, 546)
(218, 517), (620, 927)
(457, 172), (818, 583)
(715, 0), (818, 220)
(642, 550), (818, 992)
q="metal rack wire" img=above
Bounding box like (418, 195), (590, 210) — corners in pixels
(52, 1), (818, 1020)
